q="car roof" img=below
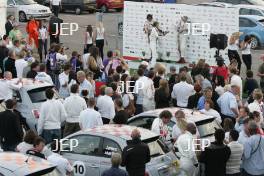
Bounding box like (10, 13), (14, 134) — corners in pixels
(240, 15), (264, 21)
(133, 107), (215, 123)
(235, 4), (264, 10)
(76, 124), (159, 141)
(12, 78), (53, 91)
(0, 152), (55, 175)
(195, 2), (233, 7)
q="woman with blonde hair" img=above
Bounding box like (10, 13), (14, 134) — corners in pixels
(228, 33), (241, 73)
(94, 22), (106, 59)
(87, 46), (104, 79)
(153, 63), (166, 88)
(154, 79), (170, 108)
(172, 110), (189, 141)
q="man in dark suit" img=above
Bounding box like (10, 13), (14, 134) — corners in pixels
(4, 49), (17, 78)
(5, 15), (14, 36)
(49, 15), (63, 45)
(0, 99), (23, 151)
(0, 37), (9, 77)
(121, 129), (150, 176)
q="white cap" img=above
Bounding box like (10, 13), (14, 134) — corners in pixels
(141, 61), (149, 67)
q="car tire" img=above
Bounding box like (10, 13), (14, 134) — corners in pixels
(116, 8), (123, 12)
(19, 11), (27, 22)
(101, 5), (108, 13)
(250, 36), (259, 49)
(75, 7), (82, 15)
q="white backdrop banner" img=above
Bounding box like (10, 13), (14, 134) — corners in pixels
(123, 2), (239, 65)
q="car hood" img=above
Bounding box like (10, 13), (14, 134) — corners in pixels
(17, 4), (51, 12)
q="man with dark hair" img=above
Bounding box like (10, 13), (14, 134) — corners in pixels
(171, 73), (194, 108)
(235, 107), (250, 132)
(0, 99), (23, 151)
(242, 121), (264, 176)
(37, 88), (67, 144)
(63, 84), (87, 137)
(26, 137), (46, 159)
(4, 49), (17, 78)
(121, 129), (150, 176)
(226, 130), (244, 176)
(151, 110), (173, 146)
(26, 62), (40, 79)
(113, 98), (129, 124)
(244, 70), (259, 96)
(199, 129), (231, 176)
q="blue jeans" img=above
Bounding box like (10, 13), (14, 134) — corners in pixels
(42, 129), (61, 144)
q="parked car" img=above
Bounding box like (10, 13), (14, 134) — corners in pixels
(97, 0), (124, 12)
(12, 78), (60, 131)
(215, 0), (264, 6)
(60, 0), (96, 15)
(239, 15), (264, 49)
(236, 4), (264, 17)
(7, 0), (52, 22)
(127, 108), (222, 142)
(60, 124), (187, 176)
(0, 152), (59, 175)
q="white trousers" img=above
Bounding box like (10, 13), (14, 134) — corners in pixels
(178, 33), (187, 58)
(149, 40), (157, 67)
(179, 157), (196, 176)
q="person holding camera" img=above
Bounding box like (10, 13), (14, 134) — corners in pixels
(240, 35), (252, 71)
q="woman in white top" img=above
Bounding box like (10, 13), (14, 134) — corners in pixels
(95, 22), (106, 59)
(240, 35), (252, 71)
(38, 20), (48, 63)
(59, 64), (71, 98)
(84, 25), (94, 54)
(200, 99), (222, 124)
(228, 33), (241, 73)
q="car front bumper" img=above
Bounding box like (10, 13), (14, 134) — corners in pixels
(27, 13), (52, 19)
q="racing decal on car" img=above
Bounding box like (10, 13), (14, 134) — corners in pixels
(72, 161), (86, 176)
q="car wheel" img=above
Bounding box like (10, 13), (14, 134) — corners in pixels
(75, 7), (82, 15)
(101, 5), (108, 13)
(116, 8), (123, 12)
(19, 11), (27, 22)
(250, 36), (259, 49)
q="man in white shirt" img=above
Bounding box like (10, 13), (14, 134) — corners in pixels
(79, 98), (103, 130)
(226, 130), (244, 176)
(248, 89), (264, 121)
(230, 68), (242, 99)
(37, 88), (67, 144)
(151, 110), (173, 148)
(96, 87), (115, 124)
(0, 71), (22, 101)
(134, 68), (148, 114)
(175, 123), (198, 176)
(63, 84), (87, 137)
(171, 73), (194, 108)
(35, 64), (53, 85)
(77, 71), (94, 98)
(50, 0), (61, 17)
(15, 51), (28, 78)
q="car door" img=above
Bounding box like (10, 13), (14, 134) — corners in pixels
(99, 137), (123, 175)
(61, 135), (102, 176)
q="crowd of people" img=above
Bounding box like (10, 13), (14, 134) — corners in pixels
(0, 12), (264, 176)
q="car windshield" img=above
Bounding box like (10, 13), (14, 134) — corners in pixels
(14, 0), (36, 5)
(28, 86), (58, 103)
(196, 119), (221, 137)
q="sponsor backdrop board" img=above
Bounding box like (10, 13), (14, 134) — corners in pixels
(123, 1), (239, 66)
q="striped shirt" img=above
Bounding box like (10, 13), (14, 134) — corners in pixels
(226, 141), (244, 174)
